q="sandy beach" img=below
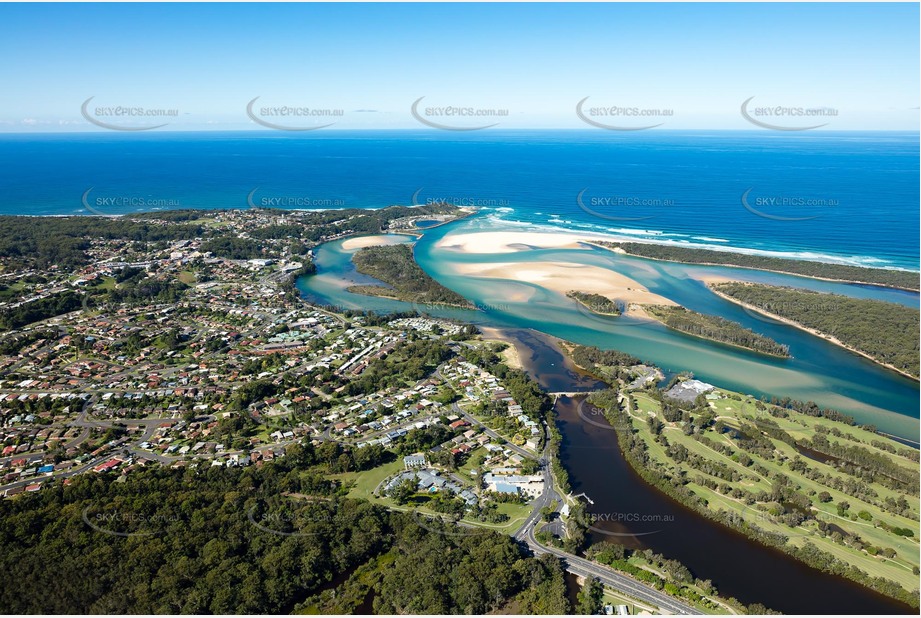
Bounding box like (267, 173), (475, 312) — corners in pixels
(341, 235), (407, 251)
(693, 274), (736, 285)
(435, 231), (605, 254)
(452, 260), (677, 306)
(477, 326), (523, 370)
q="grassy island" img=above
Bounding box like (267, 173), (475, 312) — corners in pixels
(566, 291), (621, 316)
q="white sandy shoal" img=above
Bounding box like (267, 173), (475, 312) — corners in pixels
(341, 235), (406, 250)
(434, 231), (607, 254)
(693, 274), (736, 285)
(452, 260), (676, 306)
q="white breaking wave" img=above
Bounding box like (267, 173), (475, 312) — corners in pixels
(468, 211), (916, 272)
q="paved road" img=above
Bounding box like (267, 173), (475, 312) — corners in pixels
(511, 434), (698, 615)
(0, 455), (109, 494)
(513, 443), (558, 539)
(0, 452), (44, 466)
(522, 521), (699, 615)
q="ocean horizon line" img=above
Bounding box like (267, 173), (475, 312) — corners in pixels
(1, 128), (919, 137)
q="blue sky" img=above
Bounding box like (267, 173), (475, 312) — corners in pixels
(0, 2), (918, 131)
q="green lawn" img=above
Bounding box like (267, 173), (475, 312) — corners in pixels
(484, 501), (532, 532)
(178, 271), (197, 285)
(457, 446), (487, 477)
(333, 459), (404, 501)
(630, 389), (920, 593)
(94, 276), (118, 291)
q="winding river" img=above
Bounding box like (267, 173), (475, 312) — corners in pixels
(299, 215), (919, 439)
(296, 217), (919, 613)
(509, 330), (913, 614)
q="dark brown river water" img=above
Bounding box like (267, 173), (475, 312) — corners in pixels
(505, 328), (915, 615)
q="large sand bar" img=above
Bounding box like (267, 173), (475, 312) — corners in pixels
(435, 231), (606, 254)
(341, 235), (409, 250)
(452, 260), (676, 306)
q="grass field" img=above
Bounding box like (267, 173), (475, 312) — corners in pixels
(623, 388), (920, 593)
(488, 501), (533, 531)
(333, 459), (404, 501)
(331, 460), (533, 534)
(457, 446), (487, 477)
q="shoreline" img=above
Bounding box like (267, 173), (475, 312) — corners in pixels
(385, 206), (479, 235)
(585, 241), (920, 293)
(22, 209), (918, 291)
(630, 304), (792, 359)
(479, 326), (603, 387)
(707, 284), (919, 382)
(477, 326), (523, 370)
(344, 285), (473, 310)
(340, 234), (416, 250)
(568, 297), (621, 317)
(435, 230), (601, 254)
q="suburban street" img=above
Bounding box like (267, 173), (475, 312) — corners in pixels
(0, 455), (109, 493)
(451, 402), (537, 460)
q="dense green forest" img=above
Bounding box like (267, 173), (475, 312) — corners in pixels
(0, 455), (569, 614)
(570, 344), (641, 368)
(566, 291), (621, 315)
(595, 242), (919, 291)
(711, 282), (919, 378)
(645, 305), (790, 357)
(0, 290), (83, 331)
(0, 217), (205, 271)
(350, 244), (473, 308)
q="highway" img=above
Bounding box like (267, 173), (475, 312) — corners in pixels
(521, 520), (699, 615)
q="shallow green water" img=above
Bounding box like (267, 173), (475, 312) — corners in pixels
(298, 218), (920, 440)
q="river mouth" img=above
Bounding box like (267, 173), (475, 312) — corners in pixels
(298, 218), (920, 440)
(295, 232), (919, 613)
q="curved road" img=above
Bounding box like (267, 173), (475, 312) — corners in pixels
(509, 431), (698, 615)
(522, 521), (698, 615)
